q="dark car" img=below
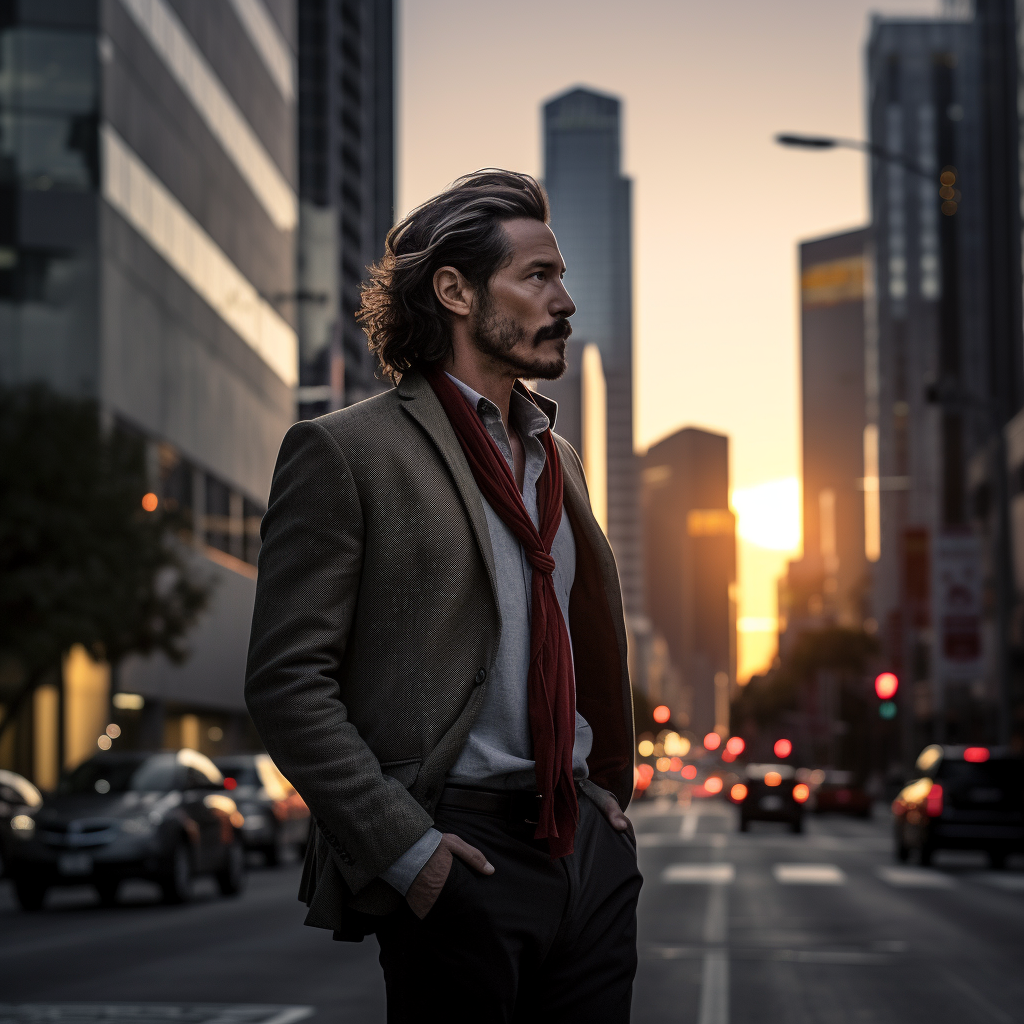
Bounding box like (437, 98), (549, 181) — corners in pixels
(736, 764), (810, 833)
(4, 748), (246, 910)
(0, 769), (43, 874)
(214, 753), (310, 865)
(892, 744), (1023, 868)
(812, 769), (872, 818)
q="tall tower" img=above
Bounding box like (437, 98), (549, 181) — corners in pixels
(296, 0), (394, 414)
(541, 86), (641, 614)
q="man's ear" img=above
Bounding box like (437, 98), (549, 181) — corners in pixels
(434, 266), (474, 318)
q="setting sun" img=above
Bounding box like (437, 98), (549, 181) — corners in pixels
(731, 478), (801, 552)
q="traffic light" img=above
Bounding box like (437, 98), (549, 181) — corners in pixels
(874, 672), (898, 719)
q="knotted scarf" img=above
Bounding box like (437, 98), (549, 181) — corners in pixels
(425, 367), (579, 858)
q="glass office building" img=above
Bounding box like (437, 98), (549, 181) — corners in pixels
(0, 0), (297, 781)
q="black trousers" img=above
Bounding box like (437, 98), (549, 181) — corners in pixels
(375, 789), (643, 1023)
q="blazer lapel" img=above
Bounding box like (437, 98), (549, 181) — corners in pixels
(397, 369), (501, 613)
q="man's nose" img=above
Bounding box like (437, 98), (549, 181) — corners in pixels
(552, 279), (576, 319)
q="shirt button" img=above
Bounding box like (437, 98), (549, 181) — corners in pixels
(474, 668), (487, 685)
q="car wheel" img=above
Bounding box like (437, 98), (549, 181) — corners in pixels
(14, 880), (47, 912)
(790, 818), (803, 834)
(96, 880), (120, 907)
(896, 839), (910, 863)
(739, 817), (750, 832)
(216, 840), (246, 897)
(263, 829), (287, 867)
(160, 841), (193, 904)
(988, 848), (1008, 870)
(919, 844), (934, 867)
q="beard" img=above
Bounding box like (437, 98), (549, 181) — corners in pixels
(470, 292), (571, 380)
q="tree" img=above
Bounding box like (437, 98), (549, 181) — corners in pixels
(0, 384), (212, 743)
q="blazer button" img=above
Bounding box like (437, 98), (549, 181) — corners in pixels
(474, 668), (487, 685)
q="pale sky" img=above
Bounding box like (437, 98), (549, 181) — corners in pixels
(397, 0), (942, 677)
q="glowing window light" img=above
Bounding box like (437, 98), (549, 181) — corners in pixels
(97, 735), (112, 750)
(638, 740), (654, 757)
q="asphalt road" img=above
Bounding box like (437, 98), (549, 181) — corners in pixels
(2, 803), (1022, 1023)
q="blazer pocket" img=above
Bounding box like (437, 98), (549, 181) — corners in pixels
(380, 758), (422, 789)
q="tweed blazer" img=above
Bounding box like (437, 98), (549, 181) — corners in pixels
(244, 368), (633, 934)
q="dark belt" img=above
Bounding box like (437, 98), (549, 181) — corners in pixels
(437, 785), (545, 831)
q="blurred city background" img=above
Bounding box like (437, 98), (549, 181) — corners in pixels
(0, 0), (1022, 1021)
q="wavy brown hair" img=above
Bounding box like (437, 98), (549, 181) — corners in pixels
(357, 169), (550, 381)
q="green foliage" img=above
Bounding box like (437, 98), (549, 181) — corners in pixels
(733, 626), (879, 728)
(0, 383), (211, 714)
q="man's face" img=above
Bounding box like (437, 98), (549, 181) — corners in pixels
(470, 218), (576, 380)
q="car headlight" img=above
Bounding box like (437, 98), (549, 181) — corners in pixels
(241, 814), (268, 830)
(121, 816), (156, 836)
(10, 814), (35, 839)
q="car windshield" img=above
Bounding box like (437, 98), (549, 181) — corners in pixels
(58, 754), (178, 795)
(937, 760), (1023, 789)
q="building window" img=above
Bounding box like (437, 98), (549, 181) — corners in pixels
(205, 475), (231, 554)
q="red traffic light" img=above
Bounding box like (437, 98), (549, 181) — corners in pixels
(773, 738), (792, 759)
(874, 672), (898, 700)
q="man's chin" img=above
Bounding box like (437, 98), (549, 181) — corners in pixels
(526, 356), (568, 381)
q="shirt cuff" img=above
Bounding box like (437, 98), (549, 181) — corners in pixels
(380, 827), (443, 895)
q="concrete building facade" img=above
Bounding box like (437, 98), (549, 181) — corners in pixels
(0, 0), (298, 782)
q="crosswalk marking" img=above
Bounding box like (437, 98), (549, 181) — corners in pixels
(663, 863), (736, 884)
(877, 866), (955, 888)
(773, 863), (846, 885)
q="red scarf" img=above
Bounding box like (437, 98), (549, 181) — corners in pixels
(425, 368), (579, 858)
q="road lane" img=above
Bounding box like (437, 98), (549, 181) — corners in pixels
(631, 796), (1024, 1024)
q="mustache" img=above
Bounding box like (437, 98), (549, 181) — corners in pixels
(534, 319), (572, 344)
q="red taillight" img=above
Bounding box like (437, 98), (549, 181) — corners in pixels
(964, 747), (990, 763)
(793, 783), (810, 803)
(224, 777), (237, 790)
(925, 782), (943, 817)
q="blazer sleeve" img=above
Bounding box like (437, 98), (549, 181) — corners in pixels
(245, 419), (434, 896)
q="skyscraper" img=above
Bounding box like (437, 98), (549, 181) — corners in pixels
(540, 86), (641, 614)
(780, 228), (870, 644)
(296, 0), (393, 416)
(0, 1), (297, 781)
(642, 428), (736, 737)
(867, 15), (995, 746)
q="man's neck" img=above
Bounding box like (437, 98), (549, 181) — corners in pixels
(444, 350), (517, 428)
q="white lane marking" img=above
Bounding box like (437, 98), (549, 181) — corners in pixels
(773, 863), (846, 885)
(698, 868), (729, 1024)
(663, 863), (736, 884)
(973, 872), (1024, 891)
(877, 866), (955, 888)
(681, 809), (700, 840)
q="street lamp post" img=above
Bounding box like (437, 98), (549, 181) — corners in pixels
(777, 130), (1015, 748)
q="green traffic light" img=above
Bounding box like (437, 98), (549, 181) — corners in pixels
(880, 701), (897, 720)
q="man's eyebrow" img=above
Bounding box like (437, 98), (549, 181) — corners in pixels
(523, 257), (565, 273)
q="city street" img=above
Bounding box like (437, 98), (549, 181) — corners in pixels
(2, 802), (1022, 1023)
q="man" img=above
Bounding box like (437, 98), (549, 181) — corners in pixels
(245, 169), (641, 1021)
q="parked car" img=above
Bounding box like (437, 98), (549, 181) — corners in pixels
(0, 769), (43, 875)
(892, 744), (1023, 868)
(736, 764), (810, 833)
(4, 748), (246, 910)
(812, 770), (872, 818)
(214, 754), (310, 865)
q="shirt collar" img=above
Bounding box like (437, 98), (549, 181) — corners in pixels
(444, 373), (551, 439)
